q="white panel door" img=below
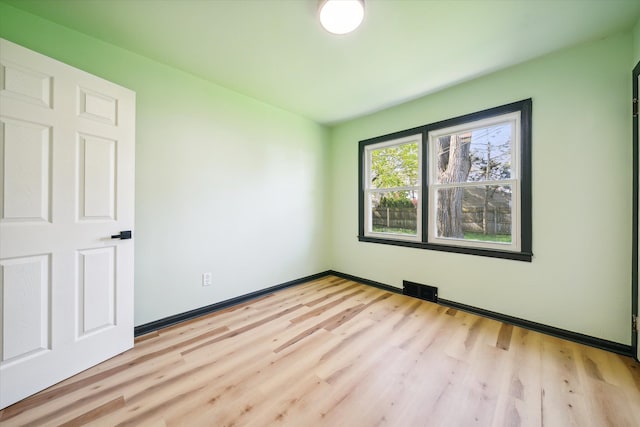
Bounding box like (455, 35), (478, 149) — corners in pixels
(0, 38), (135, 409)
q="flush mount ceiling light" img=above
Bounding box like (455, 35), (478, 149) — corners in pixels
(318, 0), (365, 35)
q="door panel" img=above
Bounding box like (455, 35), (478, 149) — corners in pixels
(79, 87), (118, 125)
(0, 59), (53, 108)
(0, 255), (50, 363)
(0, 118), (51, 222)
(0, 38), (135, 409)
(78, 246), (116, 335)
(78, 134), (117, 220)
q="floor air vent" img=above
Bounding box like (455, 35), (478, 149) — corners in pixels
(403, 280), (438, 303)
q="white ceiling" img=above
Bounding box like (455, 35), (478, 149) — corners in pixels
(5, 0), (640, 125)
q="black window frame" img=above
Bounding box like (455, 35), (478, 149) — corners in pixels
(358, 99), (532, 262)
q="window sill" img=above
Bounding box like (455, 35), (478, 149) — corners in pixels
(357, 235), (533, 262)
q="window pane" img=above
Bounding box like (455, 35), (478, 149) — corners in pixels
(436, 123), (512, 184)
(436, 185), (512, 243)
(370, 191), (418, 235)
(369, 142), (419, 189)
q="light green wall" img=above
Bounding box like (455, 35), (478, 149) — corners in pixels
(328, 32), (633, 344)
(634, 17), (640, 64)
(0, 3), (330, 326)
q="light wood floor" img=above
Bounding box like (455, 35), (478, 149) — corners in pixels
(1, 276), (639, 426)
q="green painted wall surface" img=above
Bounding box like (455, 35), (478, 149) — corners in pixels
(634, 17), (640, 64)
(0, 3), (330, 326)
(328, 32), (633, 344)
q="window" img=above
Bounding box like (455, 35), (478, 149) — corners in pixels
(358, 99), (532, 261)
(363, 134), (422, 241)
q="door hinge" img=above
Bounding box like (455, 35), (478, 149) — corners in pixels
(634, 98), (638, 117)
(634, 314), (638, 333)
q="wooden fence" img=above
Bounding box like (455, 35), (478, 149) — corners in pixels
(461, 207), (511, 235)
(372, 207), (417, 231)
(372, 207), (511, 234)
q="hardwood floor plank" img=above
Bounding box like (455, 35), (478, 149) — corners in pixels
(2, 276), (639, 427)
(540, 337), (592, 426)
(497, 323), (514, 351)
(57, 397), (126, 427)
(181, 303), (305, 356)
(289, 288), (365, 323)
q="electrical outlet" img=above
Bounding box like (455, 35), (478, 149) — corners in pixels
(202, 272), (212, 286)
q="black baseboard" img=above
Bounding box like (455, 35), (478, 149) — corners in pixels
(133, 271), (331, 337)
(438, 298), (632, 357)
(329, 271), (633, 357)
(134, 269), (633, 358)
(327, 270), (402, 294)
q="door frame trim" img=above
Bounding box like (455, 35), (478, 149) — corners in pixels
(632, 60), (639, 361)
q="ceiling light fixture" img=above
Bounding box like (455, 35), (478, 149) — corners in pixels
(318, 0), (365, 35)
